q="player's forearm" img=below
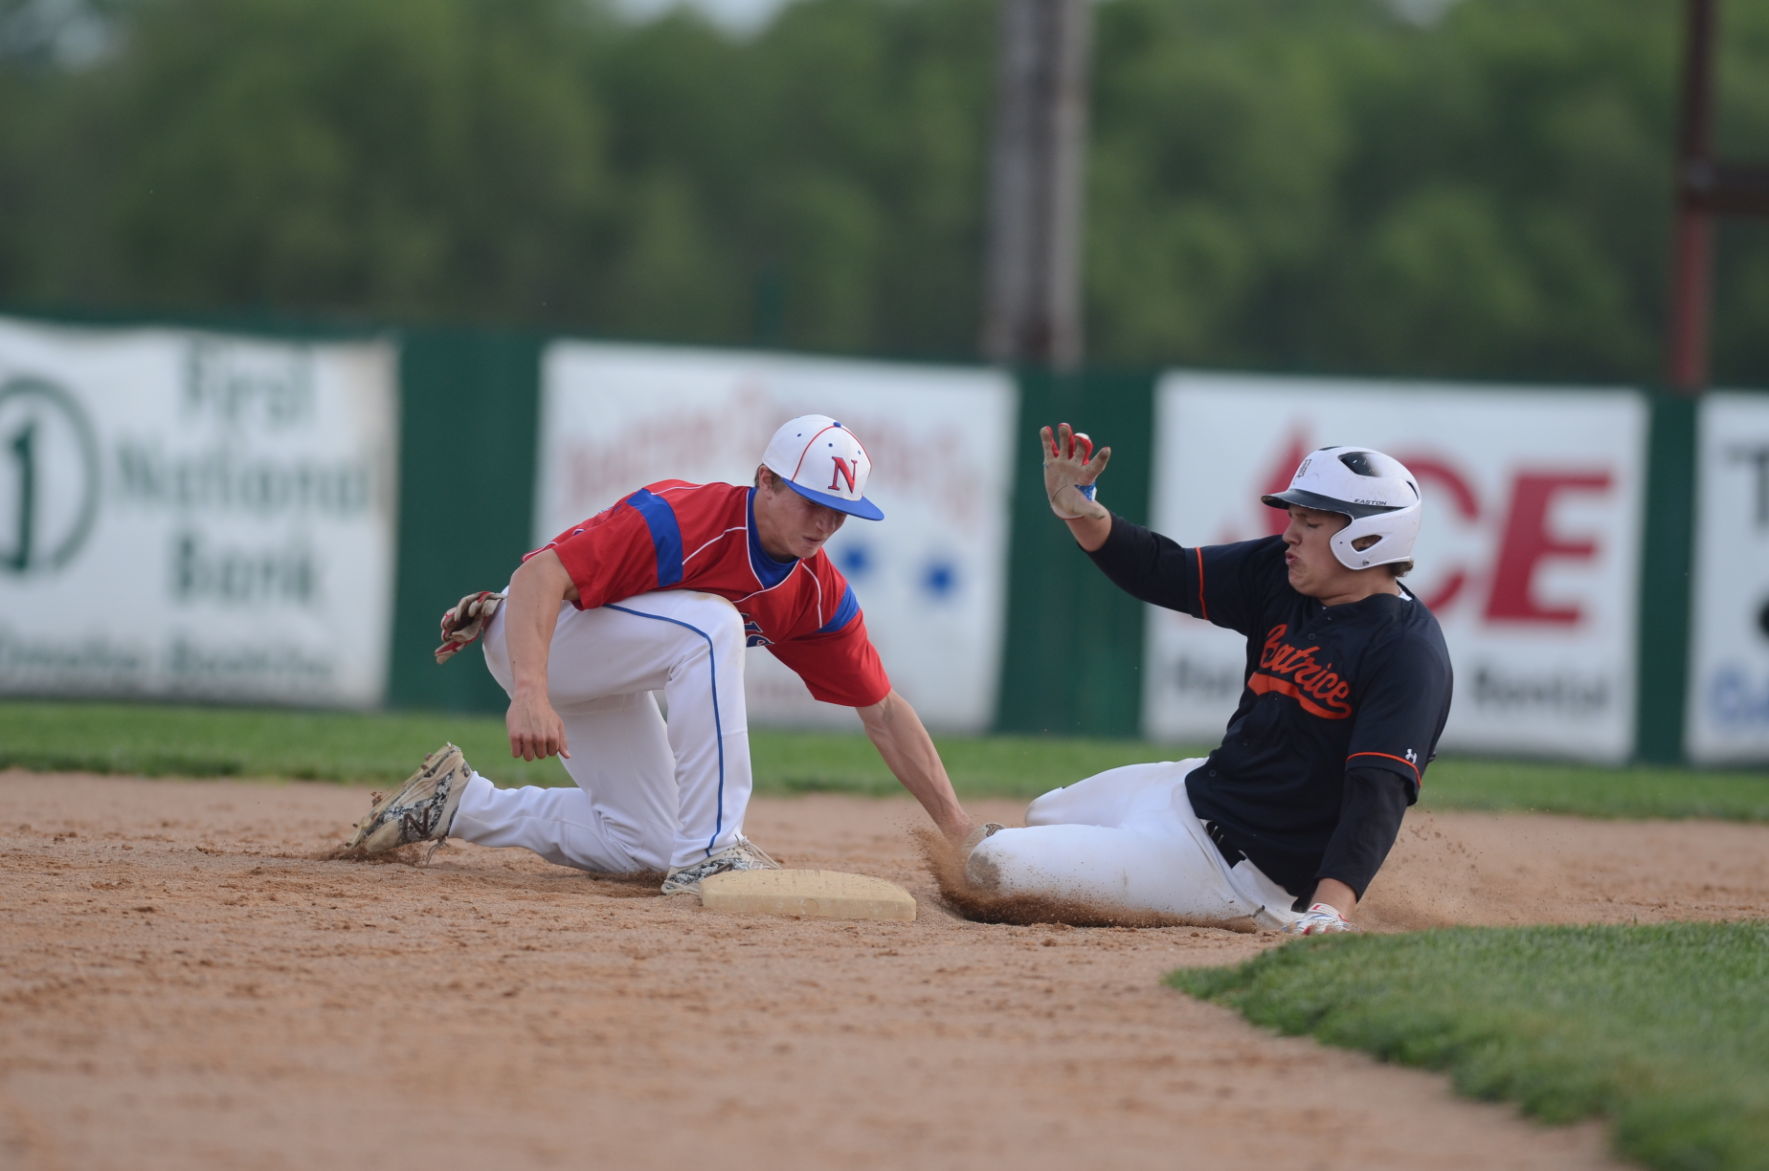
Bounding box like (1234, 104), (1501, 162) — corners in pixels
(857, 690), (971, 839)
(1063, 510), (1112, 552)
(504, 553), (571, 696)
(1083, 516), (1196, 610)
(1313, 766), (1410, 903)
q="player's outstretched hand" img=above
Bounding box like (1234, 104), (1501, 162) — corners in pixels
(1040, 421), (1111, 521)
(507, 695), (570, 761)
(1283, 902), (1358, 936)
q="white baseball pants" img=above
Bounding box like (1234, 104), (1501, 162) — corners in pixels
(449, 589), (754, 874)
(965, 759), (1304, 931)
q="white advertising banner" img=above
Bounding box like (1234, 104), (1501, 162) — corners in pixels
(1686, 393), (1769, 763)
(538, 342), (1015, 732)
(1143, 372), (1648, 762)
(0, 317), (399, 707)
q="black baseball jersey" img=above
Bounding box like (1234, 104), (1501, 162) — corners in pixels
(1087, 520), (1454, 903)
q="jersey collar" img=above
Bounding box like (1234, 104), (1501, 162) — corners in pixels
(746, 487), (798, 588)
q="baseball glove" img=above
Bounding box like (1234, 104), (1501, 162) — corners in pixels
(433, 590), (504, 664)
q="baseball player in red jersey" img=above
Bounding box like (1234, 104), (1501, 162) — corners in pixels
(345, 415), (982, 894)
(965, 424), (1454, 933)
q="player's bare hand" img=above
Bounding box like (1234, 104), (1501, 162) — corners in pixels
(506, 695), (570, 761)
(1282, 902), (1357, 936)
(1040, 422), (1111, 521)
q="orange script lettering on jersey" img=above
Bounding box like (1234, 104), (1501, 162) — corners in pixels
(1250, 624), (1354, 719)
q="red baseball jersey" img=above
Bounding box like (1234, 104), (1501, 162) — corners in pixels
(534, 480), (891, 707)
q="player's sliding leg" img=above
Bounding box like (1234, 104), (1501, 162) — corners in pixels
(1024, 759), (1202, 829)
(970, 757), (1302, 926)
(966, 821), (1264, 922)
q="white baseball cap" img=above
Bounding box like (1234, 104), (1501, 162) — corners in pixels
(761, 414), (884, 521)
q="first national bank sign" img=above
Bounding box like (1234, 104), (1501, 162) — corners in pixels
(0, 317), (399, 707)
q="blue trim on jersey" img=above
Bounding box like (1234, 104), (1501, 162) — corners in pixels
(605, 601), (727, 857)
(818, 583), (860, 634)
(626, 489), (684, 587)
(745, 488), (796, 588)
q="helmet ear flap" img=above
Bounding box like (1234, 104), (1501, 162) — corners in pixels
(1330, 504), (1421, 569)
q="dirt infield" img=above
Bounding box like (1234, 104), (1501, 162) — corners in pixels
(5, 771), (1768, 1171)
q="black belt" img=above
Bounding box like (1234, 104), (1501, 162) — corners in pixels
(1204, 821), (1246, 867)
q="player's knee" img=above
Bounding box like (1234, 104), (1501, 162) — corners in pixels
(965, 830), (1040, 891)
(676, 595), (745, 655)
(964, 833), (1008, 889)
(603, 822), (672, 873)
(1024, 786), (1071, 827)
(706, 599), (748, 649)
(657, 598), (745, 675)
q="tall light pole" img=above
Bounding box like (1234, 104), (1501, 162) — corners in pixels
(1668, 0), (1769, 393)
(982, 0), (1092, 370)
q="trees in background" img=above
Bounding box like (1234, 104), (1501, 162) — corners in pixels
(2, 0), (1767, 385)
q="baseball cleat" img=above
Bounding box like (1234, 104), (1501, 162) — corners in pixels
(344, 743), (470, 856)
(660, 836), (781, 896)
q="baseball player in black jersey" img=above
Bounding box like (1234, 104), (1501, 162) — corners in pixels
(965, 424), (1454, 933)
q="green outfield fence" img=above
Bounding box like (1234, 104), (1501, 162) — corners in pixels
(1636, 393), (1698, 765)
(0, 307), (1731, 763)
(390, 327), (545, 717)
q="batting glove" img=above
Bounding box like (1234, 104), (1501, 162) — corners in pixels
(1283, 903), (1358, 936)
(1040, 422), (1112, 521)
(434, 590), (505, 665)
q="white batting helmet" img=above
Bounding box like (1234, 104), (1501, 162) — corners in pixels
(1260, 446), (1421, 570)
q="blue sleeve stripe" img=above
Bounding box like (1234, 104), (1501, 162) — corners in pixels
(818, 584), (860, 634)
(625, 489), (684, 587)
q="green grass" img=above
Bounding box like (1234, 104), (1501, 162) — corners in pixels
(1420, 758), (1769, 822)
(1172, 923), (1769, 1171)
(0, 700), (1766, 821)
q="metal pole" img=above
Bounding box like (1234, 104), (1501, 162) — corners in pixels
(1668, 0), (1716, 394)
(982, 0), (1092, 370)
